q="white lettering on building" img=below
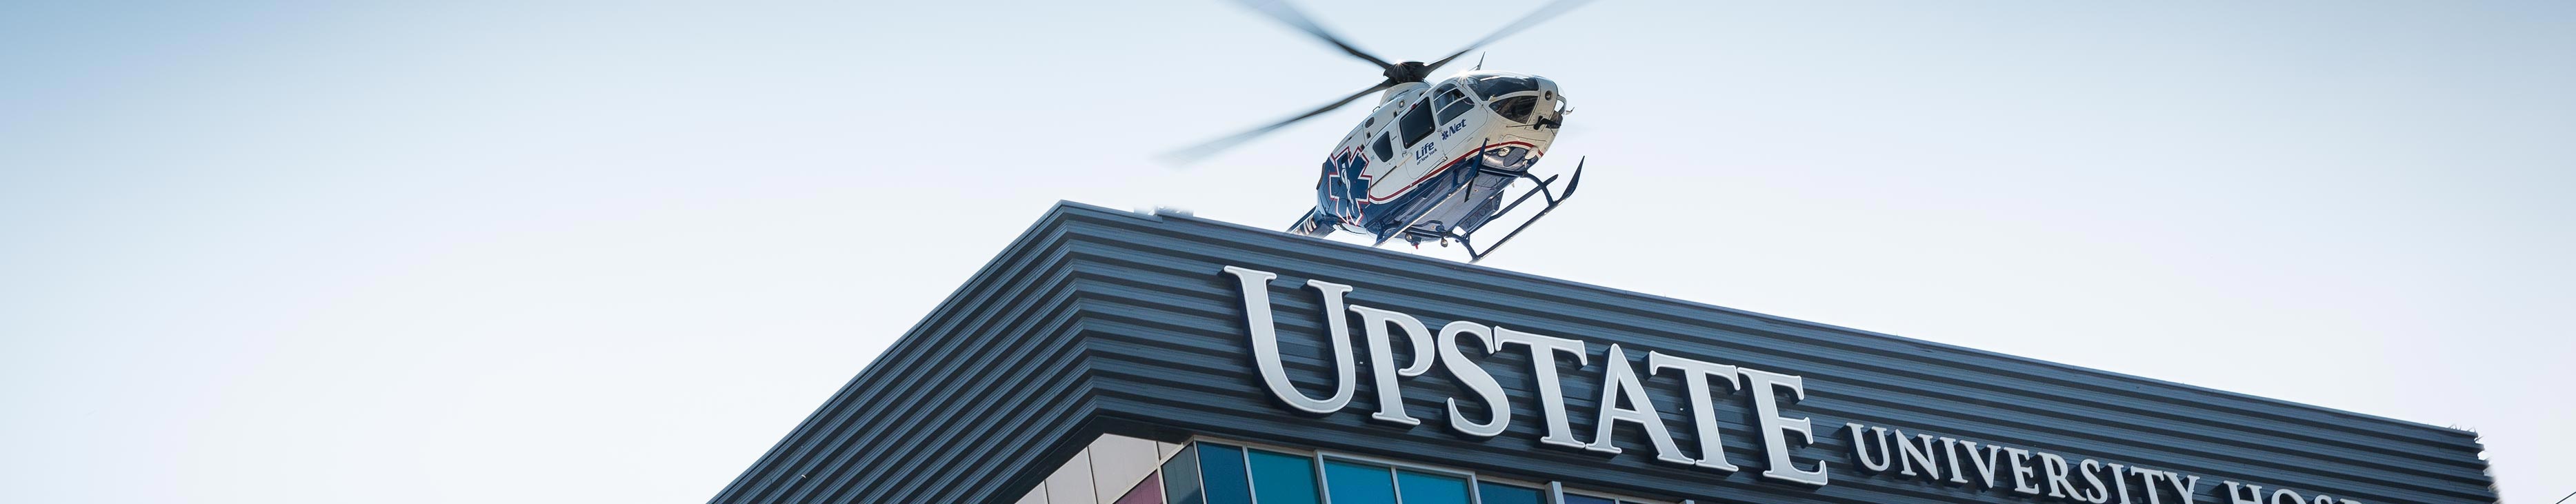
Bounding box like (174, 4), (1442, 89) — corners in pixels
(1219, 265), (2388, 503)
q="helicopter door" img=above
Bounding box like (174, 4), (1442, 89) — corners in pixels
(1396, 99), (1434, 148)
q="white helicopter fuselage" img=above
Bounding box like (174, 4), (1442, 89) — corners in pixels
(1307, 70), (1569, 241)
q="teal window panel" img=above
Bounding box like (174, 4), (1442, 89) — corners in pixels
(1391, 471), (1469, 504)
(1246, 450), (1321, 504)
(1200, 444), (1252, 504)
(1321, 460), (1395, 504)
(1475, 482), (1545, 504)
(1561, 494), (1617, 504)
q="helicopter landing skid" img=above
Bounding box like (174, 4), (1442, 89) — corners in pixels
(1448, 156), (1584, 263)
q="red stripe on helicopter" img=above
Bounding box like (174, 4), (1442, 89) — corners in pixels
(1363, 141), (1541, 204)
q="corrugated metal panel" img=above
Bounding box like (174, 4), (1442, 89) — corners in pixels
(708, 202), (2494, 504)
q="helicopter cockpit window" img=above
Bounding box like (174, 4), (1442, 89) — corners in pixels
(1371, 134), (1394, 161)
(1397, 99), (1434, 147)
(1470, 75), (1541, 99)
(1489, 96), (1539, 123)
(1433, 87), (1475, 123)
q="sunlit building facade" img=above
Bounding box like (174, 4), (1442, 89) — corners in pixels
(708, 203), (2495, 504)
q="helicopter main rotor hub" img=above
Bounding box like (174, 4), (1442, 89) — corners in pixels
(1159, 0), (1592, 165)
(1381, 61), (1432, 83)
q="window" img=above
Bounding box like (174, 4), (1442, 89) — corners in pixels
(1323, 461), (1395, 504)
(1469, 74), (1541, 99)
(1164, 445), (1207, 504)
(1561, 494), (1619, 504)
(1247, 450), (1321, 504)
(1488, 96), (1538, 123)
(1397, 99), (1434, 147)
(1394, 471), (1470, 504)
(1199, 444), (1252, 504)
(1476, 482), (1546, 504)
(1433, 87), (1474, 124)
(1142, 441), (1671, 504)
(1561, 492), (1661, 504)
(1370, 134), (1394, 161)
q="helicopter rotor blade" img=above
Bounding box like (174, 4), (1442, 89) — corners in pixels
(1424, 0), (1596, 74)
(1161, 82), (1395, 165)
(1228, 0), (1395, 70)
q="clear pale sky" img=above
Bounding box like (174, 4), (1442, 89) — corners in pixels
(3, 1), (2568, 503)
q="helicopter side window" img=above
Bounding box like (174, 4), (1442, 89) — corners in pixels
(1433, 87), (1475, 123)
(1397, 99), (1434, 147)
(1371, 134), (1394, 161)
(1489, 96), (1538, 123)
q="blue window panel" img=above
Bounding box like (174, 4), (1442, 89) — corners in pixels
(1392, 471), (1469, 504)
(1246, 450), (1321, 504)
(1560, 494), (1617, 504)
(1162, 444), (1206, 504)
(1321, 460), (1395, 504)
(1474, 482), (1545, 504)
(1199, 444), (1252, 504)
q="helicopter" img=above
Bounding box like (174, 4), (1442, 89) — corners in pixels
(1168, 0), (1593, 263)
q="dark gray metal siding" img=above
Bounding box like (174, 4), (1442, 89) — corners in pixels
(708, 202), (2493, 504)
